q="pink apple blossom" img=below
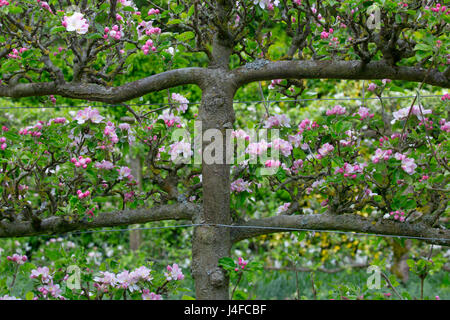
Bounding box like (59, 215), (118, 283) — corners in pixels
(62, 12), (89, 35)
(165, 264), (184, 281)
(171, 93), (189, 113)
(73, 107), (104, 124)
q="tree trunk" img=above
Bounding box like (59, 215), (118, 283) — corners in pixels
(129, 154), (143, 251)
(191, 77), (236, 300)
(389, 239), (412, 283)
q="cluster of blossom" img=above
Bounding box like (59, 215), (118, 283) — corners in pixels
(104, 121), (119, 144)
(104, 25), (124, 40)
(334, 162), (366, 178)
(95, 160), (115, 170)
(367, 83), (377, 92)
(0, 136), (6, 150)
(418, 117), (434, 130)
(418, 175), (429, 183)
(339, 130), (357, 147)
(37, 282), (64, 299)
(234, 257), (248, 271)
(77, 189), (91, 199)
(117, 166), (135, 182)
(8, 47), (27, 59)
(425, 3), (449, 14)
(394, 153), (417, 175)
(264, 114), (290, 128)
(136, 20), (161, 38)
(231, 129), (250, 140)
(371, 148), (393, 163)
(317, 142), (334, 159)
(94, 266), (154, 293)
(62, 12), (89, 35)
(383, 210), (406, 222)
(442, 93), (450, 101)
(439, 119), (450, 132)
(168, 141), (192, 162)
(378, 136), (389, 147)
(164, 264), (185, 281)
(288, 133), (302, 148)
(271, 138), (293, 157)
(327, 35), (339, 48)
(320, 28), (334, 39)
(86, 206), (98, 217)
(391, 105), (432, 124)
(254, 0), (280, 10)
(30, 266), (52, 284)
(37, 0), (52, 14)
(246, 140), (269, 157)
(7, 254), (28, 265)
(0, 0), (9, 8)
(326, 104), (346, 116)
(298, 118), (319, 134)
(141, 39), (157, 54)
(291, 159), (303, 173)
(277, 202), (291, 214)
(148, 8), (160, 15)
(265, 159), (281, 168)
(74, 107), (105, 124)
(158, 110), (182, 127)
(231, 178), (252, 193)
(71, 156), (92, 169)
(142, 289), (162, 300)
(268, 79), (282, 89)
(356, 106), (374, 120)
(171, 93), (189, 113)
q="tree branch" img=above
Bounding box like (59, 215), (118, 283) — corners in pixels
(0, 202), (200, 238)
(230, 214), (450, 246)
(232, 60), (450, 88)
(0, 67), (208, 103)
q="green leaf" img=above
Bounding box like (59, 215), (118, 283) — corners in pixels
(187, 5), (195, 17)
(181, 295), (196, 300)
(167, 19), (183, 25)
(373, 172), (384, 184)
(175, 31), (195, 42)
(297, 231), (306, 242)
(51, 26), (67, 34)
(414, 44), (432, 51)
(218, 257), (236, 271)
(85, 33), (103, 40)
(9, 6), (23, 14)
(25, 292), (34, 300)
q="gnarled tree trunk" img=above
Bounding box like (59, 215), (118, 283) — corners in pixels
(191, 75), (236, 300)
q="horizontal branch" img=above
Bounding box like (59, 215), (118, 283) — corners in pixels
(231, 214), (450, 246)
(0, 67), (208, 103)
(232, 60), (450, 88)
(0, 202), (199, 238)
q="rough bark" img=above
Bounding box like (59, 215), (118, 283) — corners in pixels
(0, 68), (208, 103)
(1, 61), (448, 104)
(0, 203), (199, 238)
(129, 156), (143, 251)
(230, 214), (450, 246)
(232, 60), (450, 88)
(191, 72), (237, 300)
(389, 239), (412, 283)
